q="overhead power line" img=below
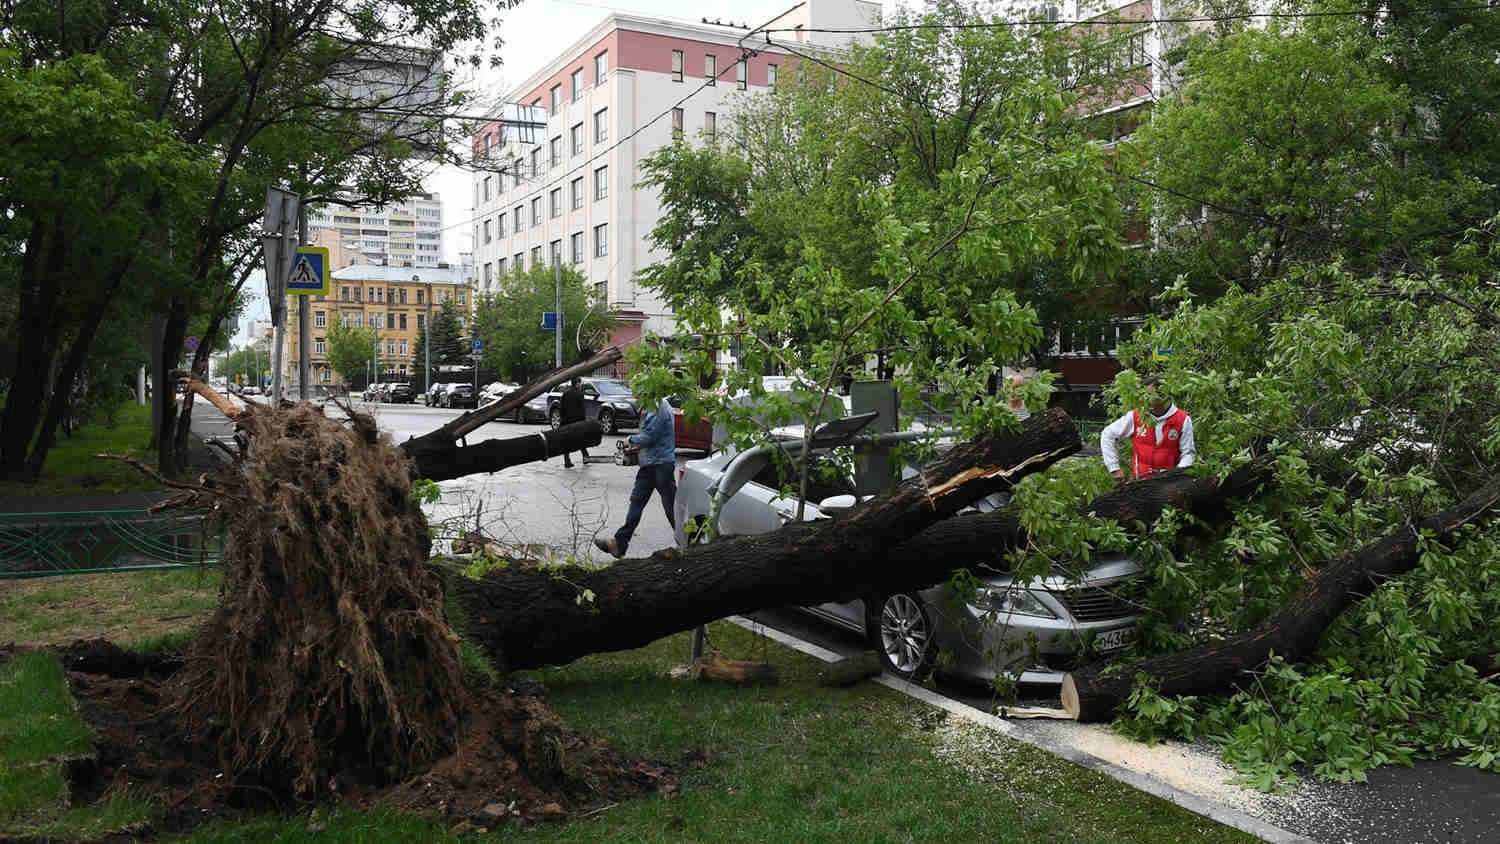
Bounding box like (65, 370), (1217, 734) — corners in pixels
(754, 4), (1495, 34)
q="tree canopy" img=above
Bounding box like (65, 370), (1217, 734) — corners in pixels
(472, 263), (613, 382)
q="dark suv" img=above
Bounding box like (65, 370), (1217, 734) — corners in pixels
(386, 382), (415, 404)
(547, 378), (641, 434)
(443, 383), (476, 409)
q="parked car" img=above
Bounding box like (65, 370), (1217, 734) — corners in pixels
(442, 383), (477, 409)
(363, 382), (384, 402)
(386, 382), (415, 404)
(241, 385), (261, 396)
(425, 382), (450, 407)
(547, 378), (641, 434)
(478, 382), (515, 407)
(674, 429), (1144, 684)
(671, 397), (715, 453)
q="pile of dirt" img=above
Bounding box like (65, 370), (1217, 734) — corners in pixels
(57, 639), (679, 837)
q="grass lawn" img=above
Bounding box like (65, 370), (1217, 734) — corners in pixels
(0, 568), (1252, 843)
(0, 402), (161, 497)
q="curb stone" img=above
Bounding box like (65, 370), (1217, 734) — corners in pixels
(726, 615), (1313, 844)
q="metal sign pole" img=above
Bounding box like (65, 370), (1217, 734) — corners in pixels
(554, 260), (563, 368)
(298, 205), (310, 400)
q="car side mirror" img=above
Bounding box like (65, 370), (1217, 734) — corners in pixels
(817, 494), (858, 513)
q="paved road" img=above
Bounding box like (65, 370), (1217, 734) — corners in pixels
(193, 398), (1500, 842)
(348, 400), (676, 563)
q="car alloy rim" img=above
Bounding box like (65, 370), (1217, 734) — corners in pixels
(878, 594), (929, 674)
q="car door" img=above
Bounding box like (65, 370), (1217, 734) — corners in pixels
(581, 382), (602, 420)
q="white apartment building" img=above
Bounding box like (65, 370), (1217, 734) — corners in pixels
(307, 192), (446, 269)
(469, 0), (879, 348)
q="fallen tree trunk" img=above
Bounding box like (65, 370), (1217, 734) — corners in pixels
(864, 458), (1276, 598)
(403, 421), (603, 482)
(450, 408), (1082, 672)
(1061, 473), (1500, 722)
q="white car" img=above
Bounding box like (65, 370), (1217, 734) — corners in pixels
(674, 428), (1144, 684)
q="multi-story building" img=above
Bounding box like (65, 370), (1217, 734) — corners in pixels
(284, 263), (471, 386)
(468, 0), (879, 349)
(306, 193), (446, 269)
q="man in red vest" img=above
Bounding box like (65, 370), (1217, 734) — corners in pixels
(1100, 375), (1196, 481)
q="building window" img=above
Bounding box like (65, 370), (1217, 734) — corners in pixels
(528, 148), (539, 177)
(530, 245), (542, 266)
(417, 314), (425, 330)
(314, 338), (325, 355)
(571, 122), (584, 155)
(483, 262), (493, 287)
(571, 232), (584, 264)
(497, 213), (507, 237)
(399, 339), (408, 356)
(571, 177), (584, 209)
(571, 67), (583, 101)
(593, 223), (608, 257)
(386, 339), (395, 356)
(705, 54), (716, 85)
(549, 84), (561, 114)
(594, 166), (608, 200)
(549, 187), (562, 218)
(531, 197), (542, 226)
(348, 313), (362, 328)
(314, 310), (326, 328)
(370, 312), (383, 330)
(483, 176), (491, 201)
(514, 251), (523, 268)
(341, 286), (349, 302)
(498, 257), (508, 276)
(593, 108), (608, 143)
(768, 63), (778, 88)
(705, 111), (716, 140)
(399, 288), (407, 304)
(594, 50), (608, 85)
(671, 49), (683, 82)
(672, 107), (683, 139)
(458, 291), (465, 306)
(367, 286), (376, 301)
(513, 205), (523, 232)
(398, 313), (407, 330)
(512, 158), (523, 188)
(416, 289), (425, 304)
(550, 135), (562, 169)
(736, 58), (746, 90)
(483, 219), (492, 243)
(550, 239), (562, 266)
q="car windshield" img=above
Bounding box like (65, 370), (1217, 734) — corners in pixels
(593, 380), (631, 395)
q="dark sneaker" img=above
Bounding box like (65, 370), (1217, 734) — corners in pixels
(593, 536), (623, 559)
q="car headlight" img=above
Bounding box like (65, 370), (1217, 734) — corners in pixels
(611, 401), (633, 410)
(970, 586), (1058, 619)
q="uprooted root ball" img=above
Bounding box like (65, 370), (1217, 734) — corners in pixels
(170, 401), (464, 797)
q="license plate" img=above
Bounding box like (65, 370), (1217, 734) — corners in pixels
(1095, 627), (1135, 652)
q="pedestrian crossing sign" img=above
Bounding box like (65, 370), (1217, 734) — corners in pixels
(287, 246), (329, 295)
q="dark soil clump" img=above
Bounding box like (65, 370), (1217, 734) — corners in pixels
(57, 640), (679, 837)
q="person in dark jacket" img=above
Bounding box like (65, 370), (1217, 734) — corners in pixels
(560, 377), (590, 468)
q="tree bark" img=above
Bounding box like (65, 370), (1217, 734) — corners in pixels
(1062, 473), (1500, 722)
(404, 421), (606, 483)
(449, 408), (1082, 672)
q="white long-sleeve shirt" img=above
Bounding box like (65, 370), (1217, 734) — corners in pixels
(1100, 404), (1196, 474)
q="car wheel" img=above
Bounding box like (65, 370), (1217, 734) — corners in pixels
(598, 408), (616, 434)
(549, 407), (562, 429)
(866, 593), (937, 681)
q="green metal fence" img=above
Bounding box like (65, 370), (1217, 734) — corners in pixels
(0, 509), (223, 579)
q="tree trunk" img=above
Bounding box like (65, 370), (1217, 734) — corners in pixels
(156, 296), (190, 476)
(449, 408), (1082, 672)
(1061, 473), (1500, 722)
(0, 216), (65, 481)
(404, 421), (605, 483)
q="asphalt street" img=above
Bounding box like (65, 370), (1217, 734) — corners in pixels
(194, 397), (1500, 843)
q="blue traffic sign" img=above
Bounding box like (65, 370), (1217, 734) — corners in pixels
(541, 311), (558, 330)
(287, 246), (329, 295)
(471, 337), (484, 352)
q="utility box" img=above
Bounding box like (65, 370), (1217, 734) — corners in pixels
(850, 380), (898, 495)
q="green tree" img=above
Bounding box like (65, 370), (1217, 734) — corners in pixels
(412, 300), (467, 377)
(324, 317), (380, 387)
(472, 263), (613, 382)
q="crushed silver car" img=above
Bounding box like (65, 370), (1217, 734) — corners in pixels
(673, 425), (1144, 685)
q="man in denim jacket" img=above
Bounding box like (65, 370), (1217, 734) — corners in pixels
(595, 397), (676, 558)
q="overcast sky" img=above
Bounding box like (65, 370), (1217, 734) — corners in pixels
(241, 0), (908, 343)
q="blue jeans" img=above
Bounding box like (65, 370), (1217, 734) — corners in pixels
(615, 462), (676, 554)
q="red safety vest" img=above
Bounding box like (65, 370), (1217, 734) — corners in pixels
(1131, 408), (1188, 479)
